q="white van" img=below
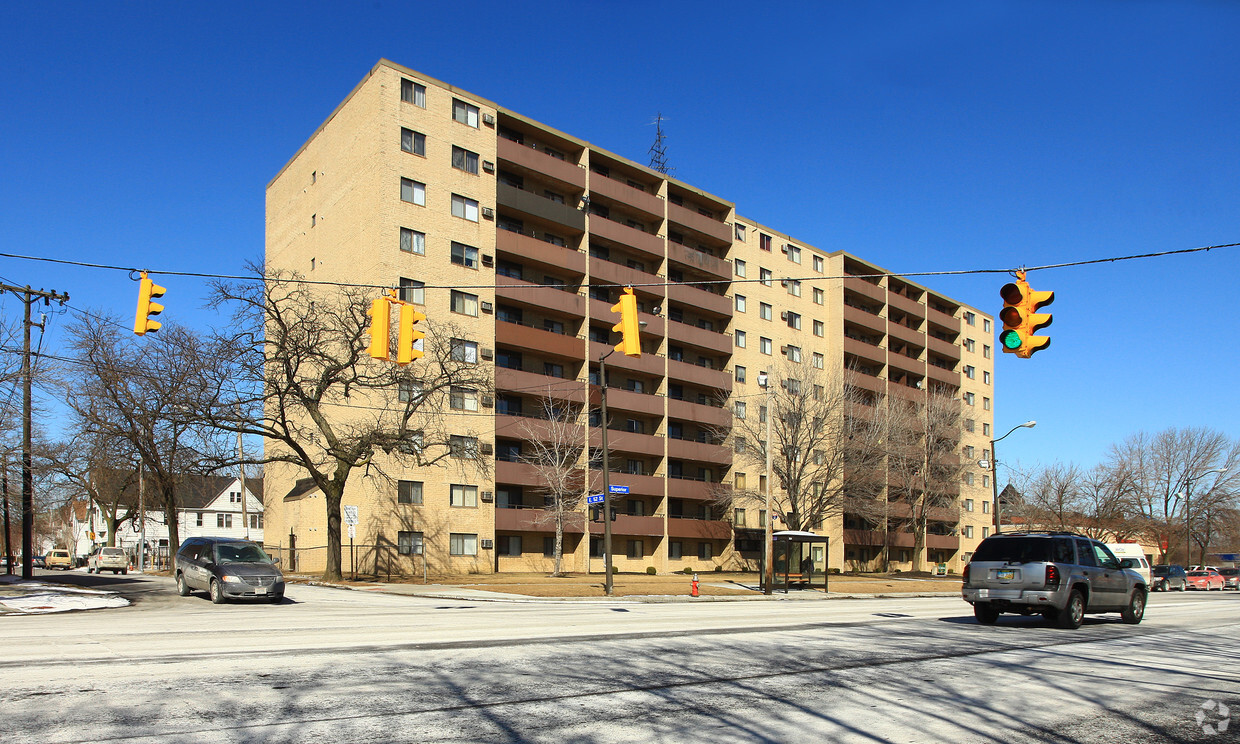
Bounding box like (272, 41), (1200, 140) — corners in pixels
(1107, 543), (1151, 584)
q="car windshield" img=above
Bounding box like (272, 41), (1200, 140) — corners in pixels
(214, 543), (271, 564)
(102, 549), (123, 556)
(1187, 571), (1208, 576)
(1219, 568), (1239, 576)
(1152, 566), (1173, 575)
(971, 537), (1053, 564)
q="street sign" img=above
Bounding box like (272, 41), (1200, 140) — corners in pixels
(587, 494), (604, 505)
(347, 524), (356, 540)
(343, 506), (359, 526)
(609, 485), (630, 494)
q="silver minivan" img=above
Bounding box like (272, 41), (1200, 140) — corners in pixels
(175, 537), (285, 604)
(963, 532), (1148, 629)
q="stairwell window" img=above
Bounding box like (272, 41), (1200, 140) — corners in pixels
(400, 79), (426, 107)
(401, 178), (426, 206)
(451, 194), (479, 222)
(452, 99), (480, 127)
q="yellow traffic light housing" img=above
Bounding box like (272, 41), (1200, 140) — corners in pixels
(133, 271), (166, 336)
(367, 297), (392, 360)
(999, 271), (1054, 358)
(396, 303), (426, 365)
(611, 286), (642, 357)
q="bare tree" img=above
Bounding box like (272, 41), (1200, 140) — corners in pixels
(1016, 463), (1082, 532)
(198, 268), (492, 581)
(1075, 464), (1141, 542)
(42, 433), (139, 547)
(515, 388), (587, 577)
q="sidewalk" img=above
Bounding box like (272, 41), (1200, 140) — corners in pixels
(0, 573), (131, 615)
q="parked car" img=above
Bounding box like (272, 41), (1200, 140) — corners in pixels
(1151, 564), (1188, 592)
(962, 531), (1148, 629)
(31, 555), (45, 568)
(1186, 569), (1225, 591)
(174, 536), (284, 604)
(1218, 567), (1240, 590)
(86, 547), (129, 575)
(45, 549), (74, 570)
(1106, 543), (1151, 585)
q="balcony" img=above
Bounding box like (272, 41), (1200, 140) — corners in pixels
(927, 534), (961, 550)
(667, 517), (732, 540)
(927, 336), (962, 361)
(495, 367), (587, 403)
(667, 358), (732, 392)
(497, 183), (586, 232)
(667, 478), (717, 502)
(496, 276), (586, 318)
(927, 303), (959, 330)
(590, 259), (664, 295)
(496, 229), (586, 275)
(887, 320), (926, 349)
(667, 201), (732, 245)
(602, 387), (665, 418)
(589, 340), (666, 377)
(666, 437), (731, 465)
(590, 428), (666, 458)
(588, 298), (665, 337)
(886, 351), (924, 381)
(844, 529), (915, 548)
(847, 372), (884, 395)
(887, 291), (925, 319)
(668, 397), (730, 428)
(589, 514), (665, 538)
(605, 471), (666, 498)
(666, 282), (731, 317)
(496, 320), (584, 359)
(496, 506), (586, 534)
(844, 276), (885, 304)
(843, 337), (885, 367)
(497, 137), (586, 190)
(589, 175), (664, 219)
(495, 413), (584, 442)
(926, 364), (960, 389)
(667, 320), (732, 356)
(843, 304), (884, 334)
(666, 241), (731, 281)
(589, 216), (664, 261)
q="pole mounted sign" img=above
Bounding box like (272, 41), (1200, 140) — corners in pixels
(343, 506), (359, 526)
(609, 485), (630, 494)
(586, 494), (605, 505)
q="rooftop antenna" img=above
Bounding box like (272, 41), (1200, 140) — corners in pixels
(648, 113), (673, 176)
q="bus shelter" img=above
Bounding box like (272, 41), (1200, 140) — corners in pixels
(762, 530), (830, 593)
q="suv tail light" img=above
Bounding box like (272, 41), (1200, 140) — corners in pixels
(962, 564), (971, 586)
(1045, 564), (1061, 588)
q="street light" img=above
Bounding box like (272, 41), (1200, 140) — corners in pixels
(1182, 467), (1228, 567)
(988, 420), (1036, 534)
(758, 371), (773, 595)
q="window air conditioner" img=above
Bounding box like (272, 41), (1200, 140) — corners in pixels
(482, 207), (495, 219)
(781, 245), (788, 253)
(780, 280), (789, 287)
(481, 253), (494, 267)
(482, 113), (495, 126)
(480, 443), (494, 456)
(481, 538), (494, 549)
(481, 490), (494, 502)
(481, 301), (494, 314)
(481, 394), (494, 408)
(780, 311), (788, 321)
(482, 160), (495, 173)
(480, 347), (494, 360)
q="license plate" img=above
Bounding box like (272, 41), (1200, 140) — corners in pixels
(254, 587), (267, 595)
(996, 569), (1016, 581)
(975, 589), (989, 598)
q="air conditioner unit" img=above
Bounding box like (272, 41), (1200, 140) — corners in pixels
(481, 490), (494, 502)
(482, 113), (496, 126)
(481, 253), (494, 267)
(481, 394), (494, 408)
(780, 345), (789, 354)
(482, 207), (495, 219)
(780, 311), (789, 321)
(482, 160), (495, 173)
(481, 538), (494, 549)
(781, 245), (788, 254)
(780, 280), (790, 287)
(480, 443), (494, 456)
(481, 301), (493, 314)
(480, 347), (494, 360)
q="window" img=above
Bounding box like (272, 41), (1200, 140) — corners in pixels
(983, 501), (990, 514)
(759, 303), (772, 321)
(787, 280), (801, 297)
(760, 268), (772, 287)
(451, 194), (479, 222)
(543, 537), (556, 557)
(983, 423), (991, 436)
(965, 445), (975, 459)
(734, 259), (747, 278)
(451, 146), (480, 174)
(400, 178), (426, 206)
(398, 531), (424, 555)
(195, 512), (203, 527)
(452, 98), (480, 127)
(813, 320), (824, 337)
(982, 527), (990, 539)
(813, 287), (823, 305)
(734, 330), (746, 348)
(400, 227), (425, 255)
(450, 484), (478, 507)
(451, 290), (479, 316)
(760, 337), (772, 355)
(734, 508), (746, 527)
(449, 533), (478, 556)
(812, 352), (824, 369)
(450, 338), (478, 362)
(983, 475), (991, 488)
(786, 312), (801, 330)
(396, 278), (424, 305)
(965, 525), (974, 538)
(735, 295), (746, 312)
(965, 499), (974, 512)
(216, 513), (232, 528)
(760, 234), (772, 251)
(964, 338), (975, 352)
(964, 365), (976, 379)
(964, 311), (976, 326)
(786, 245), (801, 263)
(669, 541), (683, 560)
(735, 472), (747, 490)
(965, 472), (975, 486)
(735, 402), (746, 419)
(398, 380), (423, 403)
(249, 514), (263, 529)
(735, 366), (746, 383)
(401, 128), (426, 156)
(983, 371), (991, 385)
(398, 480), (423, 505)
(230, 492), (242, 503)
(965, 419), (975, 433)
(964, 392), (975, 405)
(813, 255), (824, 273)
(983, 319), (992, 332)
(400, 79), (426, 107)
(698, 542), (713, 560)
(498, 536), (522, 557)
(627, 540), (643, 559)
(450, 386), (478, 411)
(983, 344), (992, 359)
(786, 345), (802, 362)
(450, 436), (479, 459)
(983, 397), (991, 411)
(735, 223), (746, 241)
(451, 241), (479, 268)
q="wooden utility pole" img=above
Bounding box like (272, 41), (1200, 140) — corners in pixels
(1, 284), (69, 580)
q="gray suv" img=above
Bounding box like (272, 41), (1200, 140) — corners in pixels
(963, 531), (1148, 629)
(175, 537), (285, 604)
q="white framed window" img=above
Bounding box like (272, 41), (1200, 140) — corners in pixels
(760, 337), (772, 355)
(786, 245), (801, 264)
(760, 268), (772, 287)
(217, 513), (232, 528)
(398, 480), (423, 505)
(786, 345), (802, 362)
(452, 99), (480, 127)
(735, 365), (746, 383)
(451, 290), (479, 316)
(812, 352), (824, 369)
(401, 128), (426, 156)
(400, 79), (426, 107)
(813, 255), (824, 273)
(983, 502), (990, 514)
(450, 338), (478, 362)
(399, 227), (425, 255)
(735, 401), (746, 419)
(735, 295), (746, 312)
(759, 302), (772, 321)
(398, 531), (424, 555)
(449, 533), (478, 556)
(813, 320), (824, 337)
(451, 241), (479, 268)
(399, 277), (424, 304)
(451, 194), (479, 222)
(400, 178), (425, 206)
(734, 259), (747, 278)
(452, 146), (480, 174)
(450, 387), (478, 411)
(787, 280), (801, 297)
(450, 484), (478, 507)
(735, 330), (746, 348)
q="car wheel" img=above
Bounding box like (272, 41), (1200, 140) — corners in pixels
(973, 604), (1000, 625)
(210, 579), (225, 605)
(176, 573), (191, 597)
(1121, 589), (1146, 624)
(1057, 590), (1085, 630)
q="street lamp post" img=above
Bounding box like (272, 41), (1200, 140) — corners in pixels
(989, 421), (1036, 534)
(758, 371), (773, 595)
(598, 348), (615, 597)
(1182, 467), (1228, 567)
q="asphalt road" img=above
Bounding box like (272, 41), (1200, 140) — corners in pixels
(3, 573), (1237, 743)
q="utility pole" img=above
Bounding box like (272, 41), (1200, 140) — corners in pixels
(599, 349), (614, 597)
(1, 284), (69, 579)
(3, 453), (12, 575)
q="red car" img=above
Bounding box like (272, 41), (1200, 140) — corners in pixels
(1186, 569), (1225, 591)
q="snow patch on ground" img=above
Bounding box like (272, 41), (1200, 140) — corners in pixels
(0, 575), (130, 614)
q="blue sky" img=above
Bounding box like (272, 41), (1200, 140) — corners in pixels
(2, 1), (1237, 474)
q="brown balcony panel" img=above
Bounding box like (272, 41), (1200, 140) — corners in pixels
(589, 216), (665, 261)
(927, 534), (961, 550)
(667, 241), (731, 281)
(886, 351), (923, 378)
(589, 175), (664, 218)
(590, 258), (662, 291)
(843, 337), (886, 367)
(668, 398), (730, 428)
(927, 306), (959, 330)
(927, 336), (962, 361)
(589, 514), (665, 538)
(494, 460), (543, 487)
(847, 372), (884, 395)
(604, 388), (665, 417)
(843, 529), (916, 548)
(495, 414), (584, 442)
(589, 341), (667, 377)
(887, 382), (924, 400)
(887, 321), (926, 348)
(843, 304), (885, 333)
(667, 321), (732, 356)
(667, 202), (732, 245)
(666, 282), (731, 317)
(498, 183), (586, 232)
(588, 298), (666, 337)
(607, 472), (666, 498)
(887, 291), (925, 319)
(926, 364), (960, 389)
(667, 518), (732, 540)
(495, 367), (587, 403)
(667, 358), (732, 392)
(666, 438), (731, 465)
(496, 321), (584, 360)
(497, 137), (586, 190)
(496, 276), (586, 318)
(589, 429), (666, 458)
(844, 277), (885, 304)
(667, 478), (716, 501)
(496, 229), (586, 275)
(496, 507), (586, 534)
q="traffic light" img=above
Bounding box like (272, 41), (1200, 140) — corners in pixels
(367, 298), (392, 360)
(999, 272), (1054, 358)
(610, 286), (641, 357)
(133, 271), (166, 336)
(396, 303), (426, 365)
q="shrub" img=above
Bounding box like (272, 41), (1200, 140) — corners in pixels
(828, 568), (841, 575)
(682, 567), (695, 574)
(646, 566), (657, 575)
(611, 565), (619, 574)
(714, 565), (723, 572)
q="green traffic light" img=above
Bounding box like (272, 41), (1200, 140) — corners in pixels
(1000, 330), (1023, 350)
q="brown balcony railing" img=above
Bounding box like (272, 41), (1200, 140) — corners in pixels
(497, 137), (586, 189)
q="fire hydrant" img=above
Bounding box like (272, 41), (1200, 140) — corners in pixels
(691, 573), (699, 597)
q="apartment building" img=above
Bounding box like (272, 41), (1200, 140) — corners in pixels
(264, 59), (994, 576)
